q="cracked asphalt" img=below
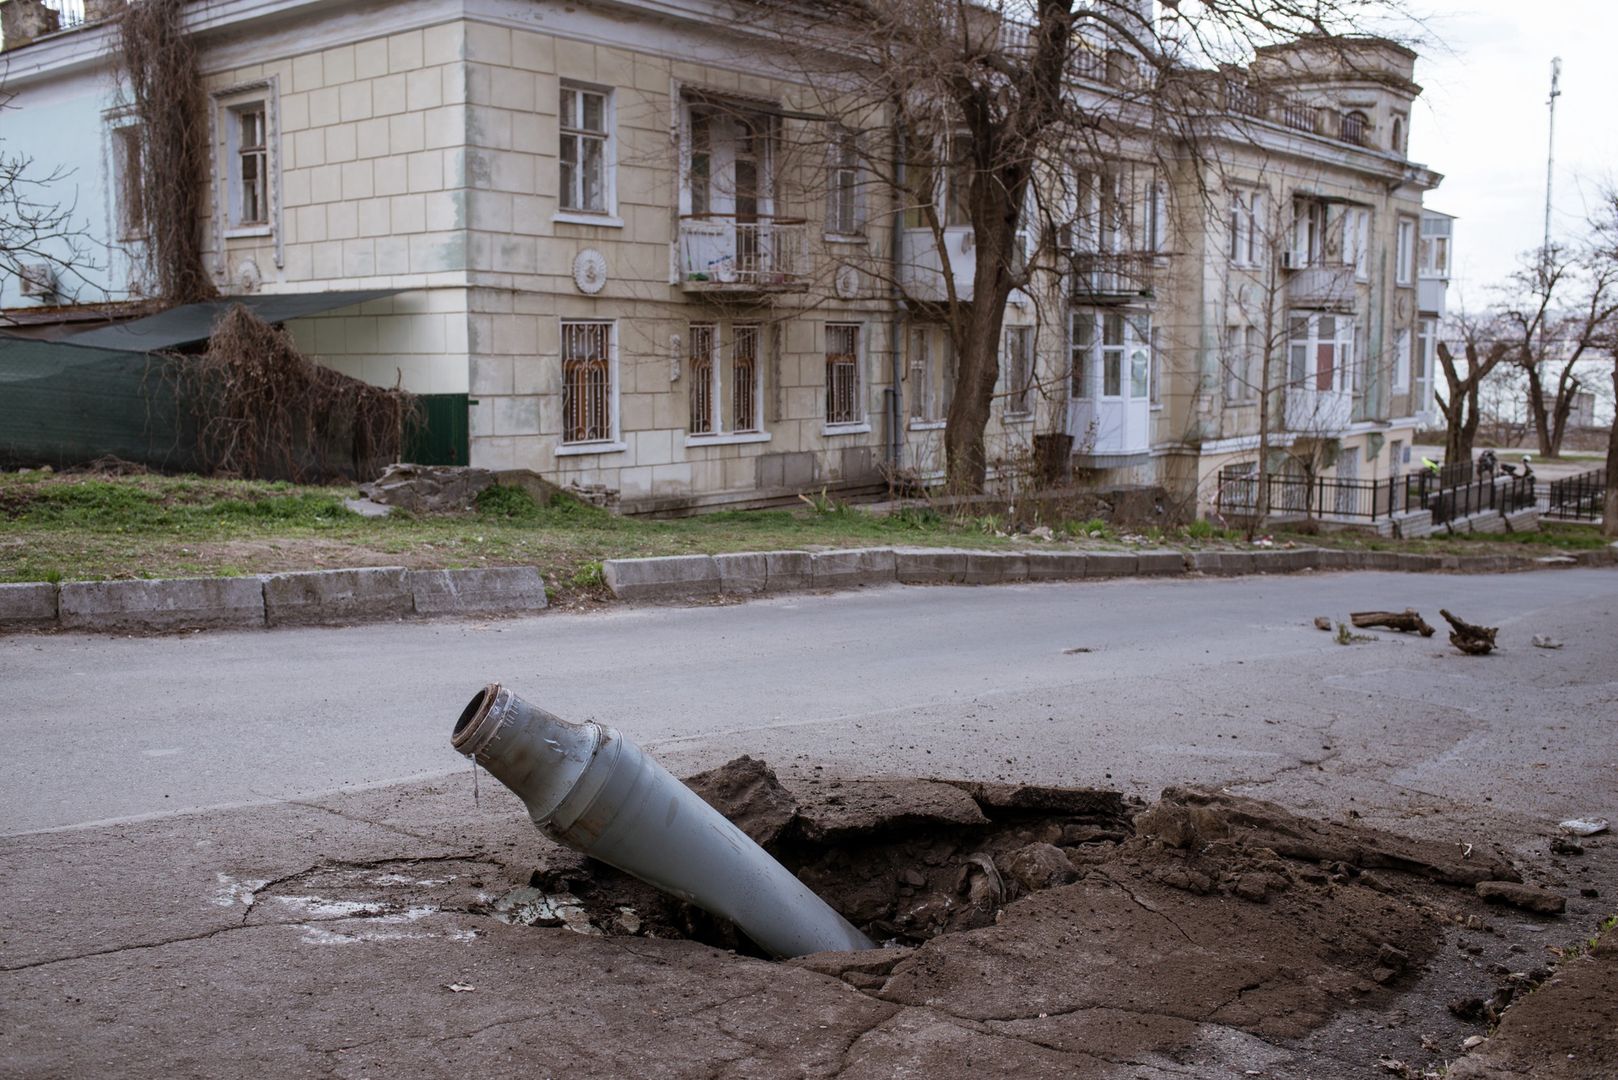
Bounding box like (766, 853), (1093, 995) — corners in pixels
(2, 567), (1615, 1077)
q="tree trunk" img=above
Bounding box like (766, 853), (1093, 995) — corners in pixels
(1523, 363), (1553, 457)
(1605, 363), (1618, 539)
(942, 194), (1018, 494)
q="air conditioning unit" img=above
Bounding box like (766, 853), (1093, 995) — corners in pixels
(1280, 251), (1298, 271)
(18, 263), (57, 299)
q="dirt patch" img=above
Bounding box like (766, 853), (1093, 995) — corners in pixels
(1447, 925), (1618, 1080)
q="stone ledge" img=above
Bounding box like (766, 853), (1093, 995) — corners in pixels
(409, 567), (549, 615)
(810, 548), (897, 590)
(263, 567), (412, 627)
(0, 582), (59, 629)
(59, 577), (266, 632)
(604, 555), (720, 602)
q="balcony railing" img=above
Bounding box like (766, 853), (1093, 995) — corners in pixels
(1283, 258), (1356, 310)
(1069, 251), (1155, 304)
(677, 215), (808, 294)
(1220, 81), (1378, 151)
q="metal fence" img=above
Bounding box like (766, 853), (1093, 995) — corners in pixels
(1544, 468), (1607, 522)
(1217, 466), (1536, 527)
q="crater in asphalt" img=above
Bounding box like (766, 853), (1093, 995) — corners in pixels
(245, 763), (1584, 1075)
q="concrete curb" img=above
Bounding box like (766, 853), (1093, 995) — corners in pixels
(4, 541), (1614, 634)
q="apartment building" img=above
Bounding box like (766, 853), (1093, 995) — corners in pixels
(0, 0), (1448, 518)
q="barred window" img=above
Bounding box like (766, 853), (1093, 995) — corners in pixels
(732, 325), (760, 433)
(688, 324), (715, 434)
(825, 324), (861, 426)
(562, 321), (612, 444)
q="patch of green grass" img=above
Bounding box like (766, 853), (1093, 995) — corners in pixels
(569, 561), (606, 588)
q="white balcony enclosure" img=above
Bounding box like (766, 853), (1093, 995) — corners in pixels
(677, 216), (808, 294)
(1284, 387), (1352, 432)
(1417, 275), (1447, 317)
(1284, 261), (1355, 310)
(898, 225), (979, 302)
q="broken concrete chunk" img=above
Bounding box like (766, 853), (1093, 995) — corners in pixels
(1475, 881), (1565, 915)
(1531, 635), (1564, 649)
(1558, 818), (1609, 837)
(1314, 616), (1333, 631)
(684, 755), (800, 851)
(794, 778), (988, 843)
(1002, 843), (1077, 892)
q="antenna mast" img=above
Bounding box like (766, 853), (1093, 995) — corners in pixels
(1542, 57), (1562, 269)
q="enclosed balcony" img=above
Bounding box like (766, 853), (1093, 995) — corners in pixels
(677, 215), (808, 295)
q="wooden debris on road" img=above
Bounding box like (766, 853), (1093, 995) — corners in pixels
(1440, 609), (1498, 655)
(1350, 609), (1436, 637)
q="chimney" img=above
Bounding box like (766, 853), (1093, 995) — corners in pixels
(0, 0), (60, 51)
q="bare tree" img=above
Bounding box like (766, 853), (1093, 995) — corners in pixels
(1588, 187), (1618, 537)
(757, 0), (1410, 494)
(0, 79), (101, 310)
(1434, 312), (1508, 468)
(1497, 246), (1618, 458)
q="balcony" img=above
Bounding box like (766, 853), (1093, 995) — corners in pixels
(1284, 258), (1355, 311)
(677, 216), (808, 296)
(1069, 251), (1155, 305)
(1417, 275), (1447, 317)
(1284, 387), (1352, 433)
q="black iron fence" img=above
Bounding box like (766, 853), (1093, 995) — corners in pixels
(1217, 466), (1536, 526)
(1544, 468), (1607, 522)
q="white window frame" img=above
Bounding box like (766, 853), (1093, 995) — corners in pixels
(684, 321), (770, 447)
(1348, 207), (1371, 281)
(1228, 189), (1265, 268)
(1419, 218), (1451, 278)
(556, 82), (620, 227)
(823, 323), (868, 434)
(214, 83), (278, 239)
(1414, 317), (1436, 413)
(1003, 325), (1034, 419)
(1395, 217), (1416, 286)
(825, 127), (864, 240)
(908, 325), (952, 429)
(1072, 310), (1150, 402)
(557, 319), (625, 455)
(1286, 312), (1355, 394)
(1223, 324), (1246, 404)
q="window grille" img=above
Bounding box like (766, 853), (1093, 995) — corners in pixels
(687, 324), (716, 434)
(732, 325), (760, 432)
(560, 86), (608, 212)
(562, 322), (612, 443)
(825, 324), (861, 425)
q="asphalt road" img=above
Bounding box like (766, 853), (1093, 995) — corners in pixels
(3, 568), (1616, 841)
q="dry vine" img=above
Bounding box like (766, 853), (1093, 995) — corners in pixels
(118, 0), (216, 304)
(169, 305), (419, 482)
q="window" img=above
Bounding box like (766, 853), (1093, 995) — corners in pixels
(1070, 313), (1092, 399)
(732, 325), (760, 433)
(688, 322), (764, 438)
(1419, 217), (1451, 278)
(1150, 326), (1162, 407)
(1396, 217), (1415, 285)
(227, 101), (269, 229)
(826, 128), (862, 237)
(1393, 327), (1412, 393)
(1072, 311), (1151, 401)
(1390, 116), (1404, 155)
(110, 123), (145, 241)
(560, 85), (610, 214)
(562, 321), (614, 445)
(688, 324), (716, 435)
(825, 324), (862, 426)
(1414, 317), (1436, 412)
(1223, 325), (1247, 403)
(1292, 198), (1328, 267)
(1004, 326), (1033, 416)
(1102, 312), (1124, 397)
(1347, 208), (1371, 280)
(1287, 313), (1355, 394)
(1229, 190), (1266, 267)
(909, 326), (952, 423)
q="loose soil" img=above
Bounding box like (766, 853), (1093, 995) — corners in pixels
(243, 759), (1609, 1076)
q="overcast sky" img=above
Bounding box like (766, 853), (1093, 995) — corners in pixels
(1404, 0), (1618, 309)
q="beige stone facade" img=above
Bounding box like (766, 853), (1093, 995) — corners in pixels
(2, 1), (1447, 517)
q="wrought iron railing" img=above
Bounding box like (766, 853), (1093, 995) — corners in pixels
(1544, 467), (1606, 522)
(1069, 251), (1155, 302)
(1216, 466), (1537, 526)
(677, 215), (808, 290)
